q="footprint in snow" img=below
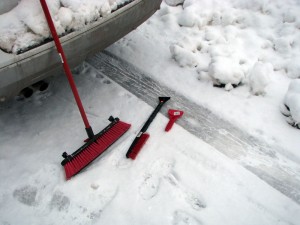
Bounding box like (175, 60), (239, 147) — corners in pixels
(103, 79), (112, 84)
(87, 186), (118, 223)
(87, 209), (102, 221)
(85, 188), (118, 223)
(139, 174), (161, 200)
(185, 192), (207, 211)
(49, 190), (70, 212)
(173, 210), (203, 225)
(52, 187), (118, 224)
(95, 72), (104, 79)
(166, 173), (206, 211)
(73, 62), (90, 75)
(13, 185), (38, 206)
(1, 221), (11, 225)
(139, 158), (174, 200)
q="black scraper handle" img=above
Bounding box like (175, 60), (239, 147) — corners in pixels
(126, 97), (170, 158)
(140, 97), (170, 132)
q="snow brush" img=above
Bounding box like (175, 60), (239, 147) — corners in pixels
(126, 97), (170, 160)
(40, 0), (131, 179)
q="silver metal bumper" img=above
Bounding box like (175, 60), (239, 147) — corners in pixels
(0, 0), (162, 101)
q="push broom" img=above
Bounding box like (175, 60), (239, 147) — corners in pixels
(40, 0), (131, 179)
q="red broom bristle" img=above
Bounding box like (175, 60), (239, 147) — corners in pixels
(64, 121), (131, 179)
(127, 133), (150, 160)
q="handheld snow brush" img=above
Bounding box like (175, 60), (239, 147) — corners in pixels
(126, 97), (170, 160)
(40, 0), (131, 179)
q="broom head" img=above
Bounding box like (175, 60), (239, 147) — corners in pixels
(61, 117), (131, 180)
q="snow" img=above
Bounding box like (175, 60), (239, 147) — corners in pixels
(108, 0), (300, 157)
(170, 44), (198, 67)
(1, 0), (300, 224)
(1, 66), (300, 224)
(208, 56), (245, 86)
(0, 0), (128, 53)
(165, 0), (184, 7)
(283, 79), (300, 127)
(248, 62), (272, 95)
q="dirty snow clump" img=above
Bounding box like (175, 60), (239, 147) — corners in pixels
(165, 0), (185, 6)
(208, 56), (244, 88)
(281, 79), (300, 128)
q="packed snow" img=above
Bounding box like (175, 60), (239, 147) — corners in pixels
(1, 0), (300, 224)
(1, 62), (300, 225)
(164, 0), (300, 94)
(0, 0), (130, 53)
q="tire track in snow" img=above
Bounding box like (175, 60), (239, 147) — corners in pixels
(87, 51), (300, 205)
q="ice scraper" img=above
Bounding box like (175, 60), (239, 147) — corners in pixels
(165, 109), (184, 132)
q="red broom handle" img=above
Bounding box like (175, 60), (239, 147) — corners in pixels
(40, 0), (91, 130)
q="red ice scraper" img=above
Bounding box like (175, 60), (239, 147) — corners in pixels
(126, 97), (170, 160)
(165, 109), (184, 132)
(40, 0), (131, 180)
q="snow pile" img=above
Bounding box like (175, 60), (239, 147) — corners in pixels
(282, 79), (300, 128)
(248, 62), (272, 95)
(208, 56), (244, 88)
(0, 0), (129, 54)
(165, 0), (300, 93)
(60, 0), (114, 29)
(169, 44), (198, 67)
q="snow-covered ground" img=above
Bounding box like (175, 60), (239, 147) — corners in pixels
(1, 63), (299, 225)
(1, 0), (300, 224)
(108, 0), (300, 161)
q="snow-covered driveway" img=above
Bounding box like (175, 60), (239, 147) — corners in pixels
(1, 0), (300, 224)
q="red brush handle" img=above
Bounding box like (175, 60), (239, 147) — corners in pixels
(40, 0), (91, 130)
